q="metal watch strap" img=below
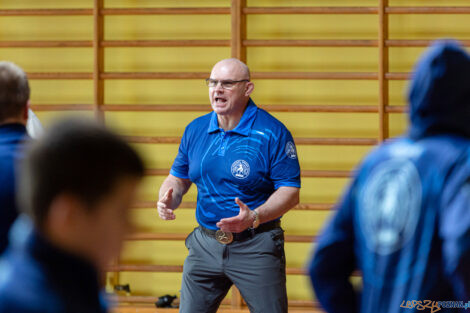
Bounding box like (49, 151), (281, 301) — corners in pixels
(252, 209), (260, 229)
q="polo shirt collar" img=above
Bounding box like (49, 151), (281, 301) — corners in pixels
(207, 98), (258, 136)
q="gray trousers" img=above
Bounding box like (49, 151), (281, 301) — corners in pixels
(179, 226), (288, 313)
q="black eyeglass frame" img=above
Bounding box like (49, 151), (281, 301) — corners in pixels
(205, 78), (250, 89)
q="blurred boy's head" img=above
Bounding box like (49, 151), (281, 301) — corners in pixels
(0, 61), (30, 125)
(408, 40), (470, 139)
(18, 118), (144, 270)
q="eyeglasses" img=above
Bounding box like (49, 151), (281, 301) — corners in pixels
(205, 78), (250, 90)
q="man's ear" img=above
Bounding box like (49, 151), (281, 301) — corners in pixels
(23, 100), (30, 122)
(244, 82), (254, 97)
(47, 194), (83, 233)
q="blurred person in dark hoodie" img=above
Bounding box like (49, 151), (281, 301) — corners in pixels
(308, 40), (470, 313)
(0, 118), (144, 313)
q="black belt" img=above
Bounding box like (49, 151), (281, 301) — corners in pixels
(200, 220), (281, 244)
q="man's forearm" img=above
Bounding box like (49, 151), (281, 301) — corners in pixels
(159, 175), (191, 210)
(255, 186), (300, 224)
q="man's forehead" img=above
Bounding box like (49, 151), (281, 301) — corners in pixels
(210, 60), (248, 79)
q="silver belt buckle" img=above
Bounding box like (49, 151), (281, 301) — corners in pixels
(215, 230), (233, 244)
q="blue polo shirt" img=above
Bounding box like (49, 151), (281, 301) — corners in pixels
(170, 99), (301, 230)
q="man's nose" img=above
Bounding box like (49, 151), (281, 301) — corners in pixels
(214, 82), (224, 92)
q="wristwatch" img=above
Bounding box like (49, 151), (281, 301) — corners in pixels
(252, 209), (260, 229)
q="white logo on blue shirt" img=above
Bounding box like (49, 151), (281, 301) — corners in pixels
(285, 141), (297, 159)
(231, 160), (250, 179)
(359, 159), (422, 255)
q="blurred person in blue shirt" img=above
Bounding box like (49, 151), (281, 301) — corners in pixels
(308, 40), (470, 313)
(0, 119), (144, 313)
(0, 61), (31, 255)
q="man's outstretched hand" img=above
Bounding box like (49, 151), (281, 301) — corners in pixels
(216, 198), (255, 233)
(157, 187), (176, 220)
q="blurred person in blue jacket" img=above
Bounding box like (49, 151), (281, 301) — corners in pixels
(0, 61), (31, 255)
(308, 40), (470, 313)
(0, 118), (144, 313)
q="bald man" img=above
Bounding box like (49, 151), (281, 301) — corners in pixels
(157, 58), (301, 313)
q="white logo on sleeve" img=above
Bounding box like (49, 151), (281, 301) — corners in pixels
(359, 159), (422, 255)
(285, 141), (297, 159)
(231, 160), (250, 179)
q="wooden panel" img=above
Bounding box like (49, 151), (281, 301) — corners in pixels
(3, 1), (467, 310)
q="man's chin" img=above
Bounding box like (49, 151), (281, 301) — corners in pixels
(211, 105), (230, 115)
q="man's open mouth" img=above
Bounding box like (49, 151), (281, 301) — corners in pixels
(215, 97), (227, 104)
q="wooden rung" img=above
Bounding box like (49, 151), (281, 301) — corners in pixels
(2, 39), (468, 49)
(386, 39), (470, 47)
(2, 6), (468, 16)
(385, 72), (411, 80)
(101, 71), (381, 80)
(30, 104), (402, 114)
(100, 72), (209, 79)
(243, 7), (378, 14)
(27, 72), (93, 79)
(123, 136), (180, 144)
(131, 201), (334, 211)
(125, 233), (315, 243)
(31, 104), (93, 111)
(302, 170), (352, 178)
(113, 296), (320, 309)
(243, 39), (378, 47)
(0, 41), (92, 48)
(106, 264), (306, 275)
(123, 136), (378, 146)
(244, 6), (470, 15)
(293, 137), (378, 145)
(294, 203), (335, 210)
(101, 7), (231, 15)
(0, 8), (92, 16)
(126, 233), (187, 241)
(102, 104), (210, 112)
(251, 72), (378, 80)
(101, 40), (230, 47)
(286, 235), (316, 243)
(108, 264), (183, 272)
(386, 6), (470, 14)
(23, 71), (411, 80)
(101, 104), (378, 113)
(386, 106), (407, 113)
(145, 169), (353, 178)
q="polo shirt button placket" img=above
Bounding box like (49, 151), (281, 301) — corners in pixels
(219, 131), (228, 156)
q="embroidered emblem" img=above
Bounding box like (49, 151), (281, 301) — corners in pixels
(285, 141), (297, 159)
(231, 160), (250, 179)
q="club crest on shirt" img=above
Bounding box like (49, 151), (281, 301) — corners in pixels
(231, 160), (250, 179)
(285, 141), (297, 159)
(359, 159), (422, 255)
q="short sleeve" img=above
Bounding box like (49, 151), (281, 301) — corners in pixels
(269, 128), (301, 189)
(170, 126), (191, 179)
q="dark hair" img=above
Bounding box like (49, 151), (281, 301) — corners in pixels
(0, 62), (30, 122)
(18, 118), (145, 227)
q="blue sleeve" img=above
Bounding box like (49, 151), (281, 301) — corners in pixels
(169, 126), (190, 180)
(440, 160), (470, 299)
(308, 180), (358, 313)
(269, 128), (301, 189)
